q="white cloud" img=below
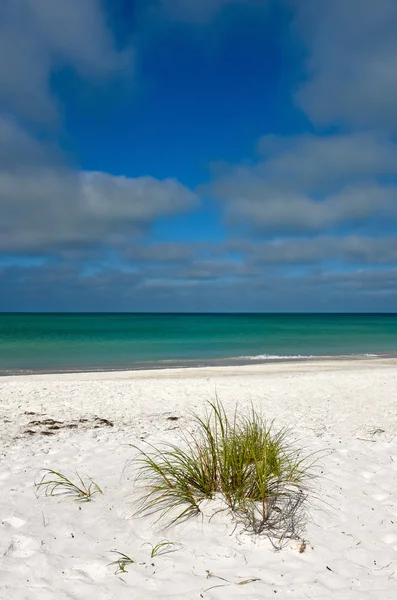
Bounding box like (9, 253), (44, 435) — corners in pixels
(221, 183), (397, 233)
(0, 0), (131, 123)
(0, 5), (198, 258)
(258, 132), (397, 190)
(0, 167), (198, 252)
(211, 132), (397, 233)
(292, 0), (397, 129)
(0, 2), (198, 257)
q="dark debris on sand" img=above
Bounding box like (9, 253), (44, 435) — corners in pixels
(23, 416), (114, 437)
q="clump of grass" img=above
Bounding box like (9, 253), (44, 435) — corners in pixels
(143, 540), (181, 558)
(134, 400), (319, 543)
(35, 469), (102, 502)
(109, 551), (135, 574)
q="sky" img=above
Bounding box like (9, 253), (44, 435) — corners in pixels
(1, 0), (397, 312)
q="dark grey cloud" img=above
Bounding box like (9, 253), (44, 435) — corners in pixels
(229, 236), (397, 267)
(307, 268), (397, 296)
(124, 242), (196, 264)
(0, 264), (143, 312)
(292, 0), (397, 129)
(138, 267), (397, 308)
(2, 261), (397, 312)
(139, 258), (259, 283)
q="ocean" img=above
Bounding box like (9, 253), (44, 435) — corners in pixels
(1, 313), (397, 374)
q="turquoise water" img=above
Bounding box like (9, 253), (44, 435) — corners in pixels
(1, 313), (397, 373)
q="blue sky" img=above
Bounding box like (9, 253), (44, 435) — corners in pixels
(1, 0), (397, 311)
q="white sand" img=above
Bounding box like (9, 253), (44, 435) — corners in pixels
(1, 358), (397, 599)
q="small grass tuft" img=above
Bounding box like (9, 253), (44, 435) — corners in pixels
(35, 469), (102, 502)
(143, 540), (181, 558)
(109, 551), (135, 574)
(134, 399), (320, 543)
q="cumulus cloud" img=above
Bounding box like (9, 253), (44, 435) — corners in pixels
(0, 167), (197, 252)
(257, 132), (397, 191)
(195, 0), (397, 307)
(0, 2), (198, 258)
(210, 132), (397, 233)
(0, 0), (130, 123)
(292, 0), (397, 129)
(1, 0), (397, 311)
(214, 178), (397, 233)
(224, 182), (397, 233)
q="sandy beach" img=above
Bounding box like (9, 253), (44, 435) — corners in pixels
(1, 358), (397, 599)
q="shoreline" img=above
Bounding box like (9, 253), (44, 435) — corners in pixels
(1, 351), (397, 378)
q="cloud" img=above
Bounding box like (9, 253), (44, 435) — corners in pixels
(257, 132), (397, 191)
(0, 263), (143, 311)
(213, 177), (397, 234)
(0, 166), (198, 253)
(307, 268), (397, 296)
(125, 242), (196, 263)
(2, 260), (397, 312)
(210, 132), (397, 233)
(0, 0), (131, 123)
(292, 0), (397, 129)
(162, 258), (258, 280)
(229, 236), (397, 266)
(0, 116), (61, 169)
(0, 4), (198, 258)
(1, 0), (397, 312)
